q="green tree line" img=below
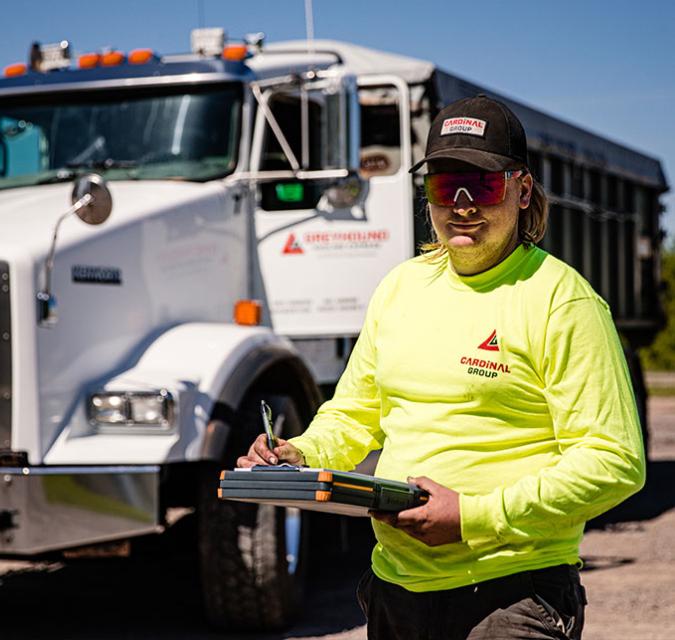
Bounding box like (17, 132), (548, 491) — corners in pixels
(640, 244), (675, 370)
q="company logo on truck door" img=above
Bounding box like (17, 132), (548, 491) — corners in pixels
(282, 230), (390, 255)
(441, 117), (487, 137)
(282, 234), (304, 254)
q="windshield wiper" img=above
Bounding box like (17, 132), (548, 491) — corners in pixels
(66, 159), (138, 170)
(29, 160), (138, 187)
(34, 169), (78, 185)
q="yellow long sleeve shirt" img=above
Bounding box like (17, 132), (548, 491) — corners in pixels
(289, 244), (645, 591)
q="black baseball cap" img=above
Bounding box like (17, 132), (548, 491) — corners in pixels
(410, 95), (528, 173)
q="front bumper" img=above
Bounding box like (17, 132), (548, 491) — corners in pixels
(0, 465), (161, 555)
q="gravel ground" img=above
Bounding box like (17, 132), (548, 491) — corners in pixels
(578, 395), (675, 640)
(580, 511), (675, 640)
(0, 395), (672, 639)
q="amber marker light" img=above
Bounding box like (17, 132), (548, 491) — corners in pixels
(101, 51), (126, 66)
(223, 44), (248, 61)
(234, 300), (262, 326)
(128, 49), (155, 65)
(4, 63), (27, 78)
(78, 53), (101, 69)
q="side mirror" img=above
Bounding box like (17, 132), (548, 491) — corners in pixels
(38, 173), (112, 326)
(71, 173), (112, 225)
(322, 74), (361, 174)
(323, 173), (367, 210)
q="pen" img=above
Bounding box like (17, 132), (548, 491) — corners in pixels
(260, 400), (277, 454)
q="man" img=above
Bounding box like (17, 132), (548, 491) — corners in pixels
(238, 95), (645, 639)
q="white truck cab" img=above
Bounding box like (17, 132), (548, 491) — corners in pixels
(0, 33), (424, 630)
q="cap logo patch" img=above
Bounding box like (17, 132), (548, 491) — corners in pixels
(441, 117), (487, 137)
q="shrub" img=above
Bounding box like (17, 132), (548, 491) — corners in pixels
(640, 245), (675, 371)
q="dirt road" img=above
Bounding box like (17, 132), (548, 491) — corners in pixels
(0, 396), (673, 640)
(578, 396), (675, 640)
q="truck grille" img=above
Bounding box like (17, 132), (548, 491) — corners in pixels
(0, 261), (11, 449)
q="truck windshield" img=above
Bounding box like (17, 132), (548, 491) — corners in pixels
(0, 83), (241, 190)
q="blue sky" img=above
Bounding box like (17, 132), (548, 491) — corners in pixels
(2, 0), (674, 241)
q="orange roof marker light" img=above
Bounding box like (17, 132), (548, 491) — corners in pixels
(101, 51), (126, 67)
(78, 53), (101, 69)
(128, 49), (156, 65)
(4, 63), (27, 78)
(234, 300), (262, 326)
(223, 44), (249, 61)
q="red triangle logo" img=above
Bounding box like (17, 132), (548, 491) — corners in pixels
(282, 233), (304, 254)
(478, 329), (499, 351)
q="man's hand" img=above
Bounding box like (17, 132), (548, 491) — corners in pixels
(370, 476), (461, 547)
(236, 433), (305, 468)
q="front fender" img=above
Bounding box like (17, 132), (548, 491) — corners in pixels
(45, 323), (311, 465)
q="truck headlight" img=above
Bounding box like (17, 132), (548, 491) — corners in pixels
(88, 390), (174, 428)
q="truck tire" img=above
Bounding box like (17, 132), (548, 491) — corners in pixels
(197, 393), (308, 632)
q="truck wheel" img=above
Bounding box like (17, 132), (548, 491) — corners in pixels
(197, 394), (308, 632)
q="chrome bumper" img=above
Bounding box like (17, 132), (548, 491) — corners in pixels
(0, 465), (161, 555)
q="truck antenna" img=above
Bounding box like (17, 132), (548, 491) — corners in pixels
(304, 0), (315, 56)
(197, 0), (205, 28)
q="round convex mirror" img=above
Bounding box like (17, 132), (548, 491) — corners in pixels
(71, 173), (112, 225)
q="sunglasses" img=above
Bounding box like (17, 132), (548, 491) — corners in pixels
(424, 170), (525, 207)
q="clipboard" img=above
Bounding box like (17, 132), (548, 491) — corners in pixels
(218, 466), (429, 517)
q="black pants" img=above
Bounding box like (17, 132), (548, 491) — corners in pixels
(356, 564), (587, 640)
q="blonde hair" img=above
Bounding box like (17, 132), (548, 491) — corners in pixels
(519, 180), (549, 245)
(420, 176), (549, 257)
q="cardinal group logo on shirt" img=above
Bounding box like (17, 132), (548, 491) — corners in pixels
(478, 329), (499, 351)
(460, 330), (510, 378)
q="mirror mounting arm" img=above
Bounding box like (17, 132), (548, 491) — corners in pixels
(250, 82), (301, 173)
(37, 174), (112, 327)
(42, 194), (93, 296)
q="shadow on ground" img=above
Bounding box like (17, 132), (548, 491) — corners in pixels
(0, 512), (373, 640)
(587, 461), (675, 530)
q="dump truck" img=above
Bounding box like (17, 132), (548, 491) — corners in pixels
(0, 32), (667, 630)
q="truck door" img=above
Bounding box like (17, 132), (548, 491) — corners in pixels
(252, 75), (413, 337)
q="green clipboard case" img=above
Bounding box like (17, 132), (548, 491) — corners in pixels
(218, 466), (429, 517)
